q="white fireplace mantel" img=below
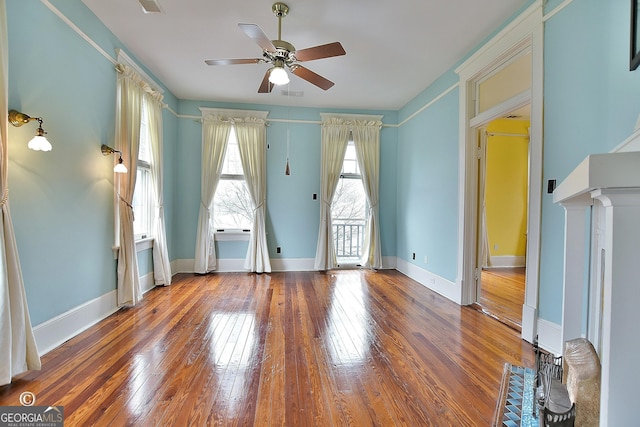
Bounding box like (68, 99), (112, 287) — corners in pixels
(553, 150), (640, 426)
(553, 151), (640, 204)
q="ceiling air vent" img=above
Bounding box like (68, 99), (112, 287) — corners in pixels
(139, 0), (163, 14)
(281, 90), (304, 97)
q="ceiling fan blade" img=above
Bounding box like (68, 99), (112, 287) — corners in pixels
(295, 42), (346, 62)
(258, 70), (274, 93)
(205, 58), (263, 66)
(238, 23), (277, 52)
(291, 65), (335, 90)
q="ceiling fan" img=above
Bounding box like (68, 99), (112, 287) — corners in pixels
(204, 2), (346, 93)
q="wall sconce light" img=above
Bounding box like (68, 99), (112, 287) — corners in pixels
(101, 144), (128, 173)
(8, 110), (52, 151)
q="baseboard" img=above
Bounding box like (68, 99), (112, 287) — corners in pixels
(33, 272), (155, 356)
(33, 290), (118, 356)
(395, 258), (460, 304)
(488, 255), (526, 268)
(171, 256), (398, 273)
(536, 317), (562, 355)
(271, 258), (315, 271)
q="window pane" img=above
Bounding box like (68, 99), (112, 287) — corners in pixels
(213, 179), (253, 229)
(133, 166), (152, 238)
(342, 142), (360, 175)
(138, 101), (151, 164)
(221, 128), (243, 175)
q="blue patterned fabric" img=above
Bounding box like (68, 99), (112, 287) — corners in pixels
(497, 364), (539, 427)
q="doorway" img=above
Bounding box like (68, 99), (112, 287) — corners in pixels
(475, 115), (530, 329)
(456, 2), (543, 343)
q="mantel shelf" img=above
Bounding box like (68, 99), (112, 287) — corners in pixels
(553, 151), (640, 204)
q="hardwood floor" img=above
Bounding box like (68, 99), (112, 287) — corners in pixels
(0, 270), (534, 426)
(478, 267), (526, 331)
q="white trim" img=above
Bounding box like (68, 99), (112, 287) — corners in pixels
(396, 258), (460, 304)
(40, 0), (116, 66)
(32, 290), (118, 356)
(32, 272), (156, 356)
(612, 127), (640, 153)
(469, 90), (530, 128)
(487, 255), (526, 268)
(543, 0), (575, 22)
(398, 83), (459, 127)
(214, 231), (251, 241)
(270, 258), (316, 272)
(536, 318), (563, 356)
(135, 237), (154, 251)
(116, 48), (164, 94)
(456, 1), (543, 344)
(139, 271), (156, 293)
(171, 259), (195, 274)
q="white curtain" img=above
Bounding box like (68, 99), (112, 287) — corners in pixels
(235, 118), (271, 273)
(145, 93), (172, 285)
(0, 0), (41, 385)
(314, 120), (349, 270)
(352, 120), (383, 269)
(194, 116), (231, 273)
(115, 64), (143, 306)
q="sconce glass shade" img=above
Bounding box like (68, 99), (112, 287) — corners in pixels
(113, 157), (128, 174)
(268, 66), (289, 85)
(27, 135), (53, 151)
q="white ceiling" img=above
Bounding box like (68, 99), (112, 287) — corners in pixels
(81, 0), (527, 111)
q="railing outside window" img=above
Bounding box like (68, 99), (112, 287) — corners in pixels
(333, 218), (366, 259)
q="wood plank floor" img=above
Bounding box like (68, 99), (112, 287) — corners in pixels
(0, 270), (534, 426)
(478, 267), (526, 330)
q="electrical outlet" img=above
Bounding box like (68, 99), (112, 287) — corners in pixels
(424, 256), (428, 264)
(276, 246), (281, 254)
(429, 278), (436, 285)
(312, 193), (317, 200)
(412, 252), (416, 260)
(494, 244), (499, 251)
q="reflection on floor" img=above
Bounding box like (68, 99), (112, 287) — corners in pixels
(478, 267), (525, 331)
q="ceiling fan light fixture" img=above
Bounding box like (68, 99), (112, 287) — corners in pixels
(268, 65), (289, 85)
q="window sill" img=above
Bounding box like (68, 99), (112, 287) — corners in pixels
(136, 237), (154, 252)
(214, 231), (250, 242)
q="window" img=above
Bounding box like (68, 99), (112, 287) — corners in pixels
(331, 140), (367, 260)
(213, 127), (253, 231)
(132, 101), (153, 240)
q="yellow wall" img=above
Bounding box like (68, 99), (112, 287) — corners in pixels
(484, 118), (529, 258)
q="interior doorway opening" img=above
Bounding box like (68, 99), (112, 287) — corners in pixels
(475, 114), (530, 330)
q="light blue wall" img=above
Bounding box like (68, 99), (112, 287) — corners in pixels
(6, 0), (178, 325)
(538, 0), (640, 323)
(397, 85), (459, 282)
(8, 0), (640, 332)
(174, 100), (397, 261)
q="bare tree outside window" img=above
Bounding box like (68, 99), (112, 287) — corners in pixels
(213, 128), (253, 230)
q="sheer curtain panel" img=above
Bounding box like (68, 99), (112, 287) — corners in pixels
(194, 117), (231, 273)
(352, 120), (383, 269)
(0, 0), (41, 385)
(314, 119), (349, 270)
(235, 118), (271, 273)
(115, 64), (143, 306)
(145, 93), (172, 285)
